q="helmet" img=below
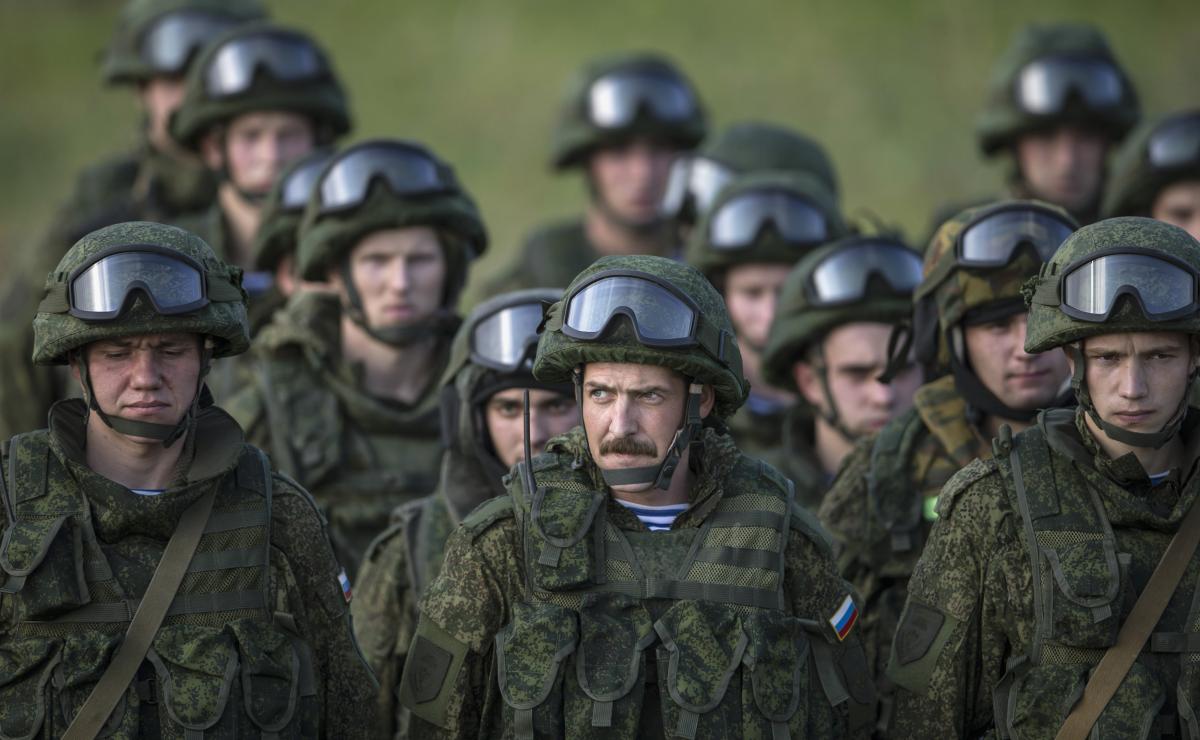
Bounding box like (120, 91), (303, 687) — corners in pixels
(550, 52), (707, 170)
(1025, 217), (1200, 448)
(440, 289), (570, 493)
(663, 121), (840, 224)
(101, 0), (267, 85)
(252, 147), (336, 272)
(684, 171), (845, 280)
(976, 22), (1139, 158)
(761, 235), (921, 393)
(169, 22), (352, 151)
(32, 221), (249, 445)
(1102, 110), (1200, 218)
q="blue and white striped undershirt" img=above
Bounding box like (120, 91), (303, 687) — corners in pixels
(616, 499), (688, 532)
(129, 488), (165, 497)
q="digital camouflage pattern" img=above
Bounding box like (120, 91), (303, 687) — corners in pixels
(1103, 110), (1200, 219)
(0, 399), (375, 737)
(535, 254), (750, 419)
(225, 289), (449, 577)
(397, 426), (876, 738)
(818, 373), (991, 734)
(888, 407), (1200, 737)
(699, 121), (840, 203)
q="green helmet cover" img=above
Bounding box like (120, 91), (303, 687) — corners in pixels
(685, 170), (846, 279)
(101, 0), (267, 85)
(534, 255), (749, 419)
(761, 236), (916, 392)
(252, 148), (333, 271)
(1102, 110), (1200, 219)
(550, 52), (707, 170)
(33, 221), (249, 366)
(700, 121), (840, 200)
(976, 22), (1139, 157)
(169, 22), (352, 151)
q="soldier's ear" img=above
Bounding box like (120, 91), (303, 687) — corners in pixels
(698, 384), (715, 419)
(199, 130), (225, 171)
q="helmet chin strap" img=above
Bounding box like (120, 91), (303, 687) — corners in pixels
(340, 255), (459, 347)
(811, 353), (862, 444)
(1066, 343), (1192, 450)
(947, 325), (1040, 424)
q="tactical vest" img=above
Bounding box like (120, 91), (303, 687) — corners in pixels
(498, 452), (861, 739)
(393, 495), (457, 609)
(0, 432), (317, 739)
(991, 423), (1200, 739)
(863, 407), (934, 574)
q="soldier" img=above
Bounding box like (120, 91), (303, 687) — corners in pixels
(0, 221), (374, 737)
(352, 288), (577, 737)
(684, 171), (847, 466)
(818, 200), (1078, 733)
(889, 217), (1200, 737)
(483, 53), (706, 294)
(760, 235), (925, 511)
(398, 254), (876, 738)
(1104, 109), (1200, 241)
(227, 139), (487, 577)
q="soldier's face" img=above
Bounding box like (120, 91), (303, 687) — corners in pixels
(588, 138), (680, 227)
(1015, 126), (1108, 215)
(335, 226), (447, 331)
(581, 362), (714, 493)
(794, 322), (921, 436)
(203, 111), (316, 197)
(964, 312), (1069, 413)
(137, 75), (187, 154)
(71, 333), (202, 441)
(1073, 332), (1199, 440)
(484, 388), (577, 470)
(723, 263), (792, 353)
(1152, 181), (1200, 242)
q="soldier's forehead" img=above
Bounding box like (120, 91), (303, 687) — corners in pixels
(89, 332), (200, 348)
(582, 361), (685, 388)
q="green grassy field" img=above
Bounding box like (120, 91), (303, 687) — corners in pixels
(2, 0), (1197, 313)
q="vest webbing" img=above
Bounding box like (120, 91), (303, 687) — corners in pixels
(866, 408), (926, 555)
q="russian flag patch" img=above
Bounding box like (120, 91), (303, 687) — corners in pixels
(338, 568), (353, 604)
(829, 595), (859, 641)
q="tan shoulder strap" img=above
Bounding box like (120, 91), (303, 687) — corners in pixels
(1055, 496), (1200, 740)
(61, 486), (218, 740)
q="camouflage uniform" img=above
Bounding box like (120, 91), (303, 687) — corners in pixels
(483, 53), (706, 295)
(818, 202), (1076, 733)
(889, 217), (1200, 737)
(227, 140), (487, 578)
(352, 288), (569, 738)
(399, 255), (875, 738)
(0, 221), (374, 737)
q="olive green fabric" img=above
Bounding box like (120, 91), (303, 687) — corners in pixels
(169, 22), (351, 151)
(535, 254), (750, 419)
(32, 221), (249, 366)
(888, 407), (1200, 737)
(480, 219), (604, 296)
(1025, 217), (1200, 353)
(551, 52), (706, 170)
(762, 236), (914, 393)
(253, 148), (333, 272)
(225, 290), (449, 577)
(700, 121), (840, 201)
(818, 373), (992, 735)
(101, 0), (267, 84)
(769, 406), (833, 514)
(976, 22), (1139, 157)
(0, 399), (375, 737)
(1103, 110), (1200, 218)
(684, 171), (846, 279)
(398, 426), (876, 738)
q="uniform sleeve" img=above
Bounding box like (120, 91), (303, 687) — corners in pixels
(270, 478), (378, 739)
(887, 460), (1032, 737)
(223, 376), (270, 450)
(399, 515), (523, 740)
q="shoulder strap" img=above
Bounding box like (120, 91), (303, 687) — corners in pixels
(1055, 496), (1200, 740)
(865, 409), (926, 553)
(61, 486), (219, 740)
(0, 438), (12, 525)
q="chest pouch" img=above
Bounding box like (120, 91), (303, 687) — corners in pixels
(0, 636), (61, 740)
(227, 619), (317, 738)
(49, 632), (137, 739)
(739, 609), (813, 740)
(527, 486), (605, 591)
(495, 600), (579, 739)
(1040, 533), (1124, 649)
(565, 592), (655, 731)
(146, 623), (240, 737)
(0, 515), (90, 621)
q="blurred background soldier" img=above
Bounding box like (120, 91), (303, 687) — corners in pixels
(1104, 109), (1200, 241)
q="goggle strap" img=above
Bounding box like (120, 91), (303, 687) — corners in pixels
(1031, 277), (1062, 307)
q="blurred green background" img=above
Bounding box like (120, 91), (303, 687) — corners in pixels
(2, 0), (1197, 313)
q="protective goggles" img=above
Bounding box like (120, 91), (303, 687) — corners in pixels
(1015, 56), (1125, 116)
(660, 155), (734, 218)
(139, 11), (239, 75)
(1147, 112), (1200, 169)
(280, 150), (336, 211)
(66, 246), (214, 320)
(317, 141), (455, 214)
(469, 300), (547, 373)
(204, 31), (329, 99)
(708, 189), (830, 249)
(956, 205), (1076, 268)
(562, 270), (734, 362)
(587, 70), (699, 129)
(807, 238), (923, 306)
(1057, 248), (1200, 323)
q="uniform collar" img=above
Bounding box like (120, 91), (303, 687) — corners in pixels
(913, 374), (992, 467)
